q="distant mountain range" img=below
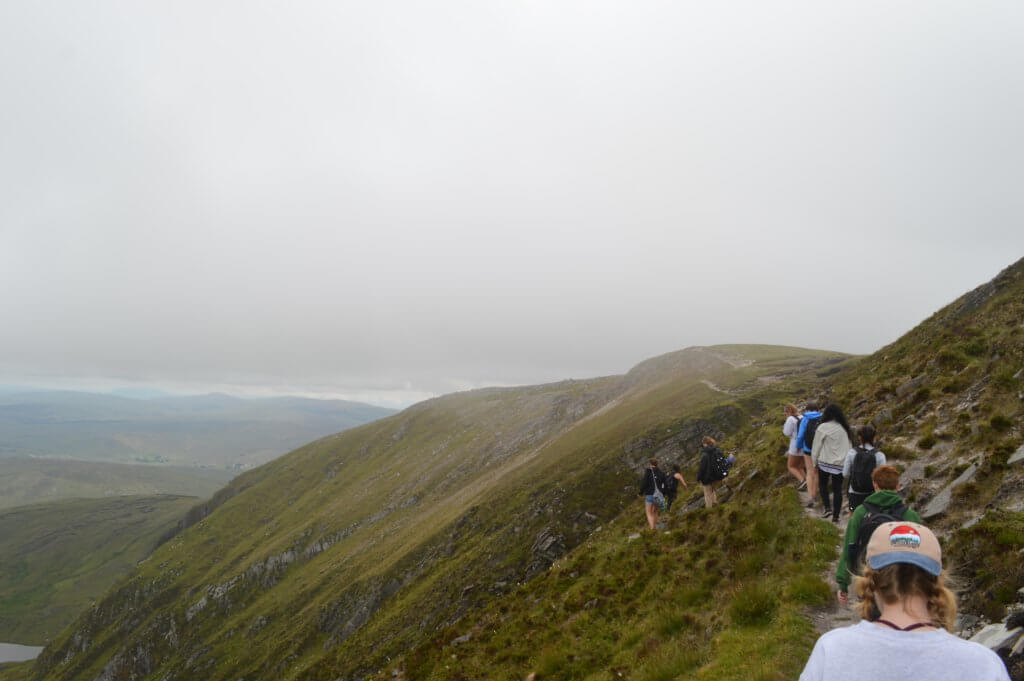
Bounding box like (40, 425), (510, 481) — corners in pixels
(0, 391), (396, 469)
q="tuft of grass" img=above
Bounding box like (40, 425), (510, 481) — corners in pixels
(728, 584), (779, 627)
(654, 612), (698, 638)
(917, 433), (937, 450)
(633, 639), (703, 681)
(989, 414), (1013, 432)
(992, 368), (1019, 390)
(936, 349), (970, 371)
(785, 575), (832, 607)
(959, 339), (988, 358)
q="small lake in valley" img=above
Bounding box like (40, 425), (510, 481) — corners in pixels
(0, 642), (43, 663)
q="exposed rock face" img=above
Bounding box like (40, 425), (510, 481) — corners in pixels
(896, 375), (929, 398)
(1009, 445), (1024, 466)
(971, 621), (1023, 651)
(529, 527), (567, 572)
(923, 464), (979, 519)
(971, 618), (1024, 679)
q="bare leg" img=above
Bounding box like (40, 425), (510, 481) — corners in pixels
(803, 454), (818, 499)
(645, 502), (658, 530)
(787, 455), (805, 482)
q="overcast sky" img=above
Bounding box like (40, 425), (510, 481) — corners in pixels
(2, 2), (1022, 408)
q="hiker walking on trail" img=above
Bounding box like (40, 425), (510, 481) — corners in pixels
(663, 464), (689, 510)
(639, 459), (668, 530)
(836, 465), (919, 606)
(801, 521), (1009, 681)
(844, 425), (887, 512)
(796, 401), (822, 503)
(811, 404), (853, 523)
(783, 404), (806, 488)
(696, 436), (733, 508)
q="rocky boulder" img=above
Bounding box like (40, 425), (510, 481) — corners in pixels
(923, 463), (978, 519)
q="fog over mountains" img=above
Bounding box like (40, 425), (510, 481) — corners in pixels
(0, 390), (394, 469)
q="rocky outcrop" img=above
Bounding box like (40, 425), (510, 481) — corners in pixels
(529, 527), (567, 573)
(923, 464), (979, 519)
(971, 615), (1024, 681)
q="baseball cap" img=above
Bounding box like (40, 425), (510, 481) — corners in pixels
(865, 521), (942, 576)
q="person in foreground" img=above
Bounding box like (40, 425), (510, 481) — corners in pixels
(800, 521), (1010, 681)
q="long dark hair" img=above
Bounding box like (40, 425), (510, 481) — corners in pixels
(821, 403), (852, 440)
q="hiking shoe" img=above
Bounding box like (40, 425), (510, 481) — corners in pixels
(797, 480), (807, 491)
(820, 508), (832, 518)
(806, 500), (815, 508)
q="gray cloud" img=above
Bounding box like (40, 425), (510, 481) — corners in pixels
(2, 1), (1023, 406)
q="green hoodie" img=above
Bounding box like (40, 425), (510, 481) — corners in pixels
(836, 490), (921, 592)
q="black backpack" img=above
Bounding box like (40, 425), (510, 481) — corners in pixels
(848, 500), (907, 571)
(850, 446), (879, 493)
(663, 474), (679, 498)
(709, 447), (731, 482)
(802, 415), (821, 451)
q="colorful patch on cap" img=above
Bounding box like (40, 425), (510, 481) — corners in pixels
(889, 525), (921, 549)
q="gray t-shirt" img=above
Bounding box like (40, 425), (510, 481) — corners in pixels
(799, 621), (1009, 681)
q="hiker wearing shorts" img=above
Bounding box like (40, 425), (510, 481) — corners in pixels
(796, 400), (822, 503)
(783, 404), (805, 488)
(638, 459), (668, 530)
(801, 521), (1008, 681)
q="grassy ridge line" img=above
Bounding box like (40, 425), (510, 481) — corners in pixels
(0, 495), (201, 645)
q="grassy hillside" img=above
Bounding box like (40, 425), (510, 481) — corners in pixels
(0, 495), (200, 645)
(10, 345), (849, 681)
(342, 258), (1024, 681)
(0, 458), (232, 511)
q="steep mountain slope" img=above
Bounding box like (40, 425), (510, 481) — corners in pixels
(0, 496), (200, 645)
(397, 257), (1024, 680)
(0, 459), (231, 511)
(12, 345), (847, 681)
(0, 392), (395, 469)
(827, 256), (1024, 623)
(7, 257), (1022, 681)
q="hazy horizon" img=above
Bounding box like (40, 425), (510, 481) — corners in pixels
(3, 2), (1023, 409)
